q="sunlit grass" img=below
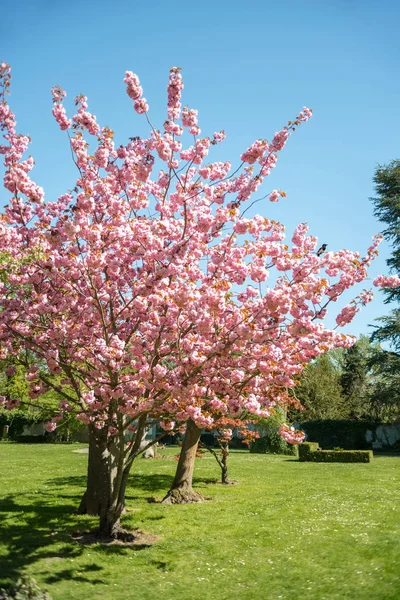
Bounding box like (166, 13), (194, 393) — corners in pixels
(0, 443), (399, 599)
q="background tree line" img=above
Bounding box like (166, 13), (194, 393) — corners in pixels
(292, 159), (400, 425)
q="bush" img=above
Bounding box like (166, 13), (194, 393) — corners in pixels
(299, 420), (380, 450)
(250, 413), (298, 455)
(0, 576), (52, 599)
(298, 442), (319, 461)
(298, 442), (372, 463)
(13, 435), (50, 444)
(0, 410), (43, 440)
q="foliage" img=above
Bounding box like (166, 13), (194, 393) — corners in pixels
(293, 350), (347, 420)
(0, 444), (399, 600)
(371, 159), (400, 304)
(298, 442), (372, 463)
(367, 348), (400, 421)
(250, 410), (297, 455)
(300, 419), (386, 450)
(0, 576), (52, 600)
(369, 160), (400, 420)
(293, 337), (400, 423)
(0, 409), (43, 440)
(340, 335), (383, 420)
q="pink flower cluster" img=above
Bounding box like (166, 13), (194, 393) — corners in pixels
(167, 67), (184, 121)
(278, 424), (306, 445)
(373, 274), (400, 288)
(51, 85), (71, 131)
(124, 71), (148, 114)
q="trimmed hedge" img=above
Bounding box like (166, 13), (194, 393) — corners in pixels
(298, 442), (372, 463)
(299, 420), (380, 450)
(298, 442), (319, 461)
(0, 409), (43, 440)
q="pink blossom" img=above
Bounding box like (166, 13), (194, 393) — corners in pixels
(336, 304), (359, 327)
(160, 420), (175, 431)
(278, 424), (305, 445)
(373, 274), (400, 288)
(6, 398), (19, 409)
(269, 190), (280, 203)
(45, 422), (57, 433)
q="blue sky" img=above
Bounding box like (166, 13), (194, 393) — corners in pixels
(1, 0), (399, 338)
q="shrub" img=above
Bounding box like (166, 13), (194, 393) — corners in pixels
(0, 410), (43, 440)
(13, 435), (50, 444)
(0, 576), (52, 599)
(299, 420), (380, 450)
(250, 434), (297, 455)
(250, 413), (298, 455)
(250, 408), (297, 456)
(298, 442), (372, 463)
(298, 442), (319, 461)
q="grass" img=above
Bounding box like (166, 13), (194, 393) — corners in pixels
(0, 444), (399, 600)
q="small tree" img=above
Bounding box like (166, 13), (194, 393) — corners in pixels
(0, 62), (397, 536)
(199, 417), (259, 485)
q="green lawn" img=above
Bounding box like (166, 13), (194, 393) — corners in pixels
(0, 444), (399, 600)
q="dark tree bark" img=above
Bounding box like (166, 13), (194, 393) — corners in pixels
(77, 425), (119, 518)
(220, 445), (229, 484)
(201, 440), (230, 484)
(162, 419), (204, 504)
(78, 416), (166, 538)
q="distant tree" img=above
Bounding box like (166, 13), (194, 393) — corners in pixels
(199, 417), (259, 484)
(293, 350), (348, 420)
(367, 348), (400, 422)
(370, 159), (400, 324)
(370, 160), (400, 421)
(371, 160), (400, 302)
(340, 335), (373, 419)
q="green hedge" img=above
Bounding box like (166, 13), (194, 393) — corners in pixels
(0, 409), (43, 440)
(299, 420), (380, 450)
(298, 442), (372, 463)
(298, 442), (319, 460)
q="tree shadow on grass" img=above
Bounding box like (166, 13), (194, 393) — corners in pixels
(47, 472), (174, 497)
(126, 473), (173, 496)
(125, 473), (217, 496)
(192, 477), (219, 486)
(0, 487), (150, 589)
(0, 493), (87, 587)
(43, 475), (87, 500)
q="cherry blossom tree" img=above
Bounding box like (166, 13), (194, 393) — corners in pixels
(0, 61), (398, 537)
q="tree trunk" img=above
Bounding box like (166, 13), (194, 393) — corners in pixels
(221, 446), (229, 484)
(77, 417), (164, 537)
(77, 425), (119, 517)
(162, 419), (204, 504)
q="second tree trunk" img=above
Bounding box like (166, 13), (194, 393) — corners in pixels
(162, 419), (204, 504)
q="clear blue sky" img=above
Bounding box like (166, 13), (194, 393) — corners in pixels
(1, 0), (399, 338)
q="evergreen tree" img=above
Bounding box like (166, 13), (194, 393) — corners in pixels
(340, 336), (372, 419)
(367, 348), (400, 422)
(294, 350), (348, 420)
(370, 160), (400, 421)
(371, 160), (400, 304)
